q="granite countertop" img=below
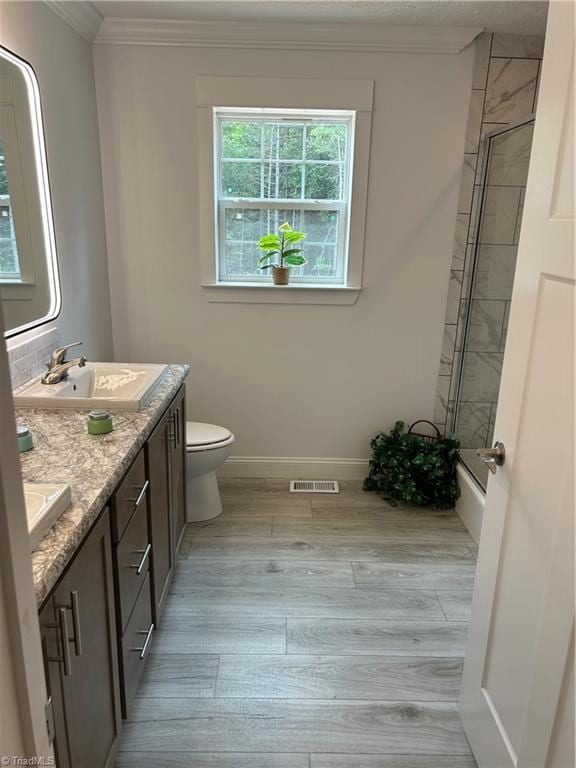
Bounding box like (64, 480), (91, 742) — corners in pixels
(17, 364), (190, 606)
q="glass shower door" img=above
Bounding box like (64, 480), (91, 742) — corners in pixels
(453, 118), (534, 489)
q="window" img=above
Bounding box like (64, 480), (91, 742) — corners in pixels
(0, 137), (21, 281)
(196, 75), (373, 303)
(214, 108), (354, 285)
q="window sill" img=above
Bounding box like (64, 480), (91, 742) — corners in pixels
(201, 282), (362, 305)
(0, 281), (35, 300)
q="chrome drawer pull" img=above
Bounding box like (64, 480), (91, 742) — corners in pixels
(169, 412), (177, 449)
(70, 590), (82, 657)
(130, 543), (151, 575)
(133, 623), (154, 659)
(48, 607), (72, 676)
(129, 480), (149, 510)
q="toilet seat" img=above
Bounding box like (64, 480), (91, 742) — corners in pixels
(186, 421), (234, 452)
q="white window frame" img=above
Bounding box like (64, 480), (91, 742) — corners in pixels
(215, 108), (354, 286)
(196, 76), (373, 305)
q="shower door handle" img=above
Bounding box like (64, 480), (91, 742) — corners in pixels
(477, 441), (506, 474)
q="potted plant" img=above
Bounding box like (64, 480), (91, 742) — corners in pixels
(257, 222), (307, 285)
(363, 420), (461, 509)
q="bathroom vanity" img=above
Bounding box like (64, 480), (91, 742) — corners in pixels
(18, 365), (188, 767)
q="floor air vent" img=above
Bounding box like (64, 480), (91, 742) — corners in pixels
(290, 480), (340, 494)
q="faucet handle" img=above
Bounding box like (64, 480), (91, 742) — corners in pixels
(49, 342), (83, 368)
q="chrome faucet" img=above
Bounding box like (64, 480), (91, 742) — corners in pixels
(42, 342), (87, 385)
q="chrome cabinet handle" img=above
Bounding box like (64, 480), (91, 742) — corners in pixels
(129, 480), (149, 510)
(169, 411), (177, 449)
(70, 590), (82, 657)
(133, 623), (154, 659)
(477, 441), (506, 474)
(58, 608), (72, 676)
(48, 607), (72, 676)
(130, 543), (151, 576)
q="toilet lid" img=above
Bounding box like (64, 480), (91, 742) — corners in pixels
(186, 421), (232, 447)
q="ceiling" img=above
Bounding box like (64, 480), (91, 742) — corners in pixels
(90, 0), (548, 35)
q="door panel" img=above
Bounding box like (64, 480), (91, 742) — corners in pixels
(39, 597), (71, 768)
(146, 410), (173, 625)
(170, 386), (187, 553)
(459, 3), (575, 766)
(55, 510), (121, 768)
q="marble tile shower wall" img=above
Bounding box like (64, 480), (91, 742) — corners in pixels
(7, 327), (61, 389)
(434, 33), (544, 445)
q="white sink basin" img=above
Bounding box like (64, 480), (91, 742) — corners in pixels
(14, 362), (168, 411)
(24, 482), (72, 550)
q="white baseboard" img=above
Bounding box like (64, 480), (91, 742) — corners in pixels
(456, 463), (485, 544)
(218, 456), (369, 480)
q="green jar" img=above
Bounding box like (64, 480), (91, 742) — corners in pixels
(17, 425), (34, 453)
(87, 410), (114, 435)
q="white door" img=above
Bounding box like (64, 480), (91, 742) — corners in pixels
(459, 2), (575, 767)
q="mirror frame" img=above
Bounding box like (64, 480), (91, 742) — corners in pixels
(1, 44), (61, 338)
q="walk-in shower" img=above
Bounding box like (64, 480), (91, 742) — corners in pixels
(452, 116), (535, 489)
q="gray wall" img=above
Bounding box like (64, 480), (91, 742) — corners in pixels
(94, 38), (474, 470)
(434, 33), (545, 439)
(2, 1), (113, 362)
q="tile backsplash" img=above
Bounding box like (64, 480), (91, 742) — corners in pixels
(7, 328), (61, 389)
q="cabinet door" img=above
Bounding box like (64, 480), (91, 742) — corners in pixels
(145, 409), (173, 625)
(169, 385), (187, 553)
(40, 509), (122, 768)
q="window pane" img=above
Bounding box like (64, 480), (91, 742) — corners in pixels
(306, 123), (347, 161)
(221, 206), (342, 282)
(302, 209), (339, 243)
(263, 162), (302, 199)
(221, 121), (261, 159)
(0, 140), (20, 277)
(0, 152), (9, 195)
(224, 208), (262, 242)
(263, 123), (304, 160)
(305, 163), (344, 200)
(221, 161), (261, 198)
(223, 241), (259, 277)
(297, 243), (339, 279)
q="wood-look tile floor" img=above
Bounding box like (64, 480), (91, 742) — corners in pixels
(116, 479), (478, 768)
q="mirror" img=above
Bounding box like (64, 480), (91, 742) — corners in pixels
(0, 45), (60, 337)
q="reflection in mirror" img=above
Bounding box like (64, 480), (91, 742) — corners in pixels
(0, 45), (60, 336)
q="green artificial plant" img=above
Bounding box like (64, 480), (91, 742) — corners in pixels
(257, 222), (307, 271)
(363, 421), (461, 509)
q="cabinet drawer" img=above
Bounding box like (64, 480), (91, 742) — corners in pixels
(111, 449), (148, 543)
(119, 572), (154, 718)
(115, 497), (150, 634)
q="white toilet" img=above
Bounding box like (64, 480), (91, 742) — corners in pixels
(185, 422), (235, 522)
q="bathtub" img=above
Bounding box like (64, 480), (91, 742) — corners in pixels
(456, 462), (485, 544)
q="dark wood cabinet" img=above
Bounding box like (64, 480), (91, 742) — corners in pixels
(118, 571), (154, 711)
(39, 509), (121, 768)
(39, 385), (188, 761)
(169, 385), (187, 555)
(145, 409), (173, 625)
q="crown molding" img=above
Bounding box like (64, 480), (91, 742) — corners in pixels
(44, 1), (103, 42)
(94, 18), (482, 53)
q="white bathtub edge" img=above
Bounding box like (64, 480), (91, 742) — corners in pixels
(456, 462), (485, 544)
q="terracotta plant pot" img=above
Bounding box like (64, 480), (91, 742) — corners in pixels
(272, 266), (290, 285)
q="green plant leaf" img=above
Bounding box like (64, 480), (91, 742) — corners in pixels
(257, 252), (278, 263)
(258, 264), (274, 269)
(278, 221), (293, 232)
(282, 248), (302, 257)
(283, 254), (307, 266)
(258, 234), (281, 249)
(283, 230), (306, 244)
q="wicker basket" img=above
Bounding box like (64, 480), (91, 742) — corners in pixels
(407, 420), (441, 445)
